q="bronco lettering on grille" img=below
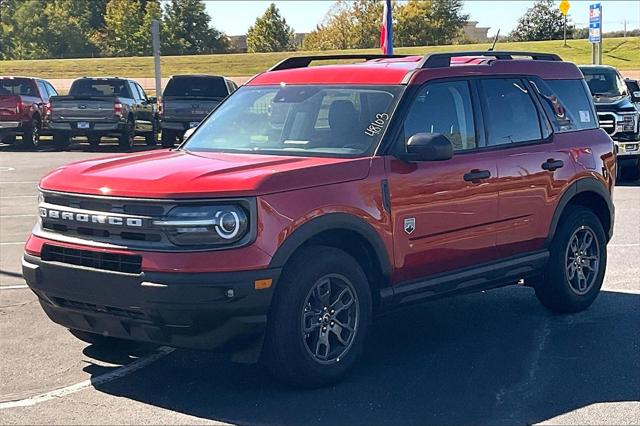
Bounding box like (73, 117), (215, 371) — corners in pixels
(39, 207), (143, 227)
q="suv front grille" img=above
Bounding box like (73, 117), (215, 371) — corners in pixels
(598, 113), (616, 135)
(53, 297), (149, 321)
(41, 244), (142, 274)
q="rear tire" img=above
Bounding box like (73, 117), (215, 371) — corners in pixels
(620, 161), (640, 181)
(1, 134), (16, 145)
(535, 206), (606, 313)
(52, 132), (69, 150)
(119, 120), (134, 151)
(161, 130), (175, 148)
(145, 120), (158, 146)
(88, 135), (101, 151)
(21, 118), (41, 149)
(263, 246), (371, 387)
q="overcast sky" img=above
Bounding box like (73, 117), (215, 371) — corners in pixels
(204, 0), (640, 37)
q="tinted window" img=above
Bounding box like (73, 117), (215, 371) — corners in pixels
(581, 67), (627, 97)
(164, 77), (229, 98)
(185, 85), (402, 158)
(404, 80), (476, 151)
(480, 79), (542, 146)
(0, 78), (35, 96)
(36, 81), (49, 100)
(532, 79), (597, 132)
(69, 79), (131, 97)
(44, 82), (58, 97)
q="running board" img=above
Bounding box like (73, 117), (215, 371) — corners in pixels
(380, 250), (549, 308)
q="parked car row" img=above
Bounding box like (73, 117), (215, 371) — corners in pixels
(0, 74), (237, 150)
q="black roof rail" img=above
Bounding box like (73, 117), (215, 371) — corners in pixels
(269, 54), (412, 71)
(418, 51), (562, 68)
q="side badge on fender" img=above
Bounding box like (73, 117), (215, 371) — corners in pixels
(404, 217), (416, 235)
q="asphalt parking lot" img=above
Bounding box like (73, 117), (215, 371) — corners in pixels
(0, 139), (638, 425)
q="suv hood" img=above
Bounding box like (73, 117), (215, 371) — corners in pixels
(39, 150), (371, 199)
(592, 95), (638, 113)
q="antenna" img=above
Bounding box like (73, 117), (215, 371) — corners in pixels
(489, 29), (500, 51)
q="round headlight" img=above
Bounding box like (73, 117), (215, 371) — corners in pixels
(157, 204), (249, 247)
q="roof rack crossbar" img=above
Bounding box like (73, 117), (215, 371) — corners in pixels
(419, 51), (562, 68)
(269, 54), (412, 71)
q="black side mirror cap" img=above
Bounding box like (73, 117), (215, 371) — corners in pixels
(147, 97), (157, 104)
(398, 132), (454, 162)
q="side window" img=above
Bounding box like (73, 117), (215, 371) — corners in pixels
(480, 78), (542, 146)
(135, 83), (147, 100)
(36, 81), (49, 101)
(127, 82), (141, 100)
(539, 79), (598, 131)
(45, 82), (58, 97)
(404, 80), (476, 151)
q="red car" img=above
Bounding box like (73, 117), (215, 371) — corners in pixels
(0, 76), (58, 148)
(24, 52), (615, 387)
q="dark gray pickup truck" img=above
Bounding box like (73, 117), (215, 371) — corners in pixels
(47, 77), (157, 150)
(160, 75), (237, 147)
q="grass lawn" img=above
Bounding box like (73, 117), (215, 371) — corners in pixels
(2, 37), (638, 79)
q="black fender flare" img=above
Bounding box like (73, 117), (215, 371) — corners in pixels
(545, 177), (614, 246)
(268, 212), (392, 281)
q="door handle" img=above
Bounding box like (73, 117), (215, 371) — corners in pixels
(542, 159), (564, 171)
(463, 169), (491, 182)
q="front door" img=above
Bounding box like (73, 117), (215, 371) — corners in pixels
(385, 80), (500, 283)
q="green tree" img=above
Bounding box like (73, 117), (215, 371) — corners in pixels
(246, 3), (294, 53)
(163, 0), (227, 55)
(510, 0), (574, 41)
(350, 0), (384, 49)
(135, 0), (163, 55)
(302, 1), (353, 50)
(93, 0), (145, 56)
(0, 0), (18, 59)
(4, 0), (47, 59)
(429, 0), (469, 45)
(396, 0), (435, 47)
(44, 0), (99, 58)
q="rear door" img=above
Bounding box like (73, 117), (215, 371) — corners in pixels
(478, 77), (576, 257)
(386, 79), (500, 283)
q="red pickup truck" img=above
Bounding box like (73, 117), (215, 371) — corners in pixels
(0, 76), (58, 148)
(24, 52), (615, 387)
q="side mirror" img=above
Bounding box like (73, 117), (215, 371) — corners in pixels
(147, 96), (157, 104)
(183, 127), (196, 141)
(632, 91), (640, 102)
(400, 133), (453, 162)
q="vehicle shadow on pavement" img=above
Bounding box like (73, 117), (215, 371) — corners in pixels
(87, 286), (640, 425)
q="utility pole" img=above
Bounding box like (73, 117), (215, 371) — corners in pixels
(151, 20), (162, 99)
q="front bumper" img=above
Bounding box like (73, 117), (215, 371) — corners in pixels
(23, 253), (280, 351)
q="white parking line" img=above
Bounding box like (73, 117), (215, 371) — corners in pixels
(0, 242), (24, 246)
(0, 346), (175, 409)
(0, 195), (36, 199)
(0, 181), (38, 184)
(0, 214), (36, 218)
(0, 285), (28, 290)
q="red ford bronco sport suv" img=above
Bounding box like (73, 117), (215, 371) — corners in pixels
(24, 52), (615, 387)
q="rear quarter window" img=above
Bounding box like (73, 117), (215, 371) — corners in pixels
(534, 79), (598, 132)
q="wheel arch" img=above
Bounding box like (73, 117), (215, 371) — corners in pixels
(269, 213), (392, 308)
(545, 177), (614, 246)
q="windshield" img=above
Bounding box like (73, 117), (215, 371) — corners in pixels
(70, 79), (130, 97)
(164, 77), (229, 98)
(581, 68), (627, 97)
(184, 85), (403, 158)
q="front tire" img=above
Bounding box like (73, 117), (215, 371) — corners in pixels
(263, 246), (371, 387)
(620, 160), (640, 181)
(145, 120), (158, 146)
(52, 132), (69, 150)
(535, 206), (607, 313)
